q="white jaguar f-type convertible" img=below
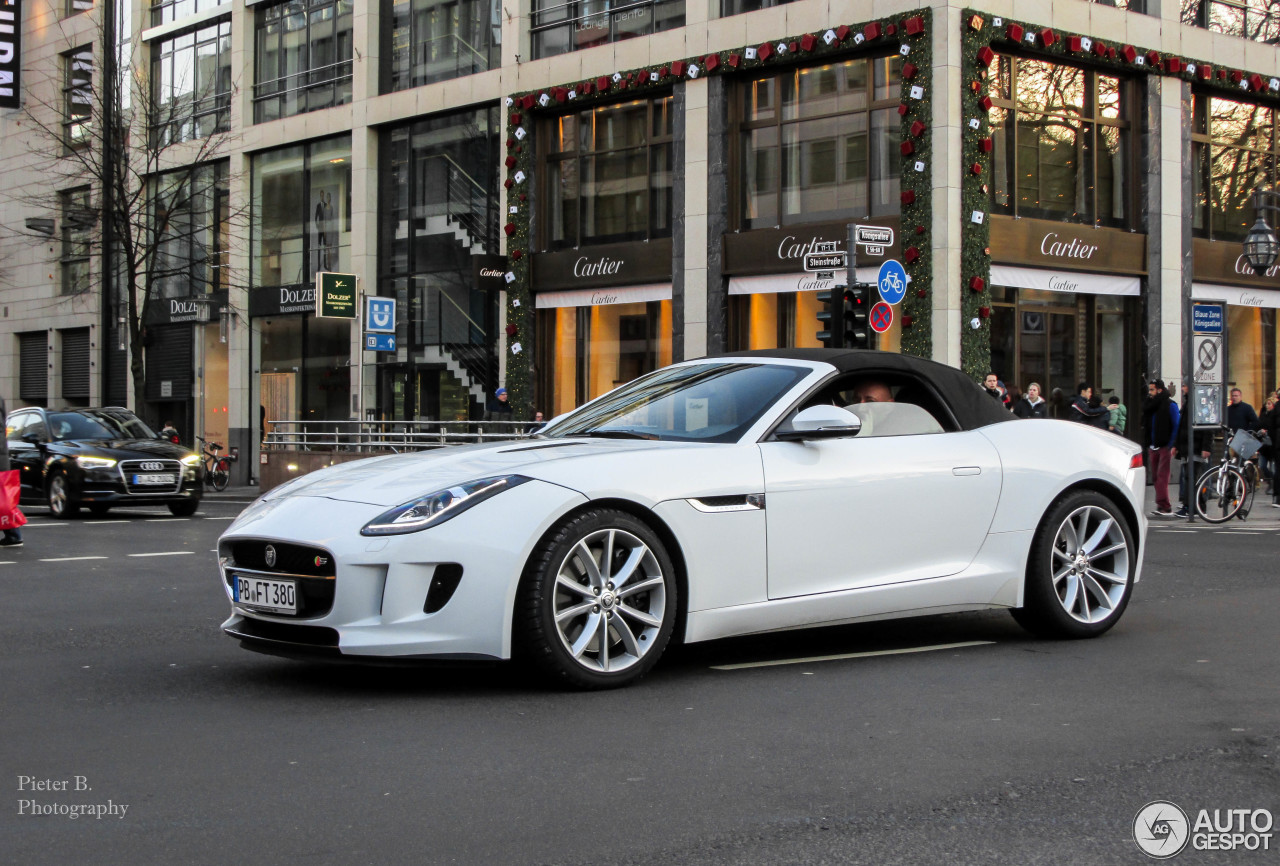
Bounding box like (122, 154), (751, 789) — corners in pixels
(218, 350), (1147, 688)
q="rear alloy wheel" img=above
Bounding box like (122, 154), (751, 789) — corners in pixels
(168, 500), (200, 517)
(47, 473), (80, 518)
(1013, 490), (1134, 639)
(518, 508), (677, 689)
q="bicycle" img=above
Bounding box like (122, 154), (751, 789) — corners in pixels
(1192, 426), (1264, 523)
(197, 436), (233, 492)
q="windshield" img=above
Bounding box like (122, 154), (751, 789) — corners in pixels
(546, 362), (809, 443)
(47, 411), (157, 441)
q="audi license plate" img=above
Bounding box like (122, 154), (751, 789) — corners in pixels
(132, 473), (176, 485)
(233, 574), (297, 614)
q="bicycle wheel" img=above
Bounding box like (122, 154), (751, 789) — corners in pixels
(1194, 465), (1248, 523)
(1239, 462), (1260, 518)
(210, 458), (231, 492)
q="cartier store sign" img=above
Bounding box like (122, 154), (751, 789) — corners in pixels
(990, 216), (1146, 275)
(723, 218), (901, 276)
(1193, 237), (1280, 289)
(532, 238), (673, 291)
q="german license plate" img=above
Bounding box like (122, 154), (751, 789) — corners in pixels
(132, 473), (175, 485)
(233, 574), (297, 614)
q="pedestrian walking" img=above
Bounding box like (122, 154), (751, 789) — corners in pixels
(1013, 382), (1048, 419)
(1143, 379), (1179, 517)
(1108, 395), (1127, 436)
(1069, 382), (1111, 427)
(1226, 387), (1259, 433)
(1257, 393), (1280, 505)
(0, 395), (25, 548)
(486, 387), (514, 422)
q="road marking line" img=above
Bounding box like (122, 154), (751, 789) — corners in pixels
(711, 640), (996, 671)
(203, 516), (236, 520)
(85, 520), (129, 525)
(127, 551), (195, 557)
(20, 523), (69, 528)
(1217, 531), (1263, 535)
(1155, 530), (1197, 534)
(145, 518), (189, 522)
(39, 556), (108, 562)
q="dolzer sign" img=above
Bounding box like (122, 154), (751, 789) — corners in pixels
(316, 272), (358, 319)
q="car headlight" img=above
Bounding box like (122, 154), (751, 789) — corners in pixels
(361, 475), (531, 536)
(76, 456), (118, 469)
(181, 454), (201, 466)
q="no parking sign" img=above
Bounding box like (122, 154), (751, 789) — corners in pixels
(870, 301), (893, 333)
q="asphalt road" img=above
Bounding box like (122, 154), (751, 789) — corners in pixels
(1, 500), (1277, 865)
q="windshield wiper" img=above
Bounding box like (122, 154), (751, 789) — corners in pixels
(568, 429), (658, 440)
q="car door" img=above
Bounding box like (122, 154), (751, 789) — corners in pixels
(760, 426), (1002, 600)
(5, 412), (47, 504)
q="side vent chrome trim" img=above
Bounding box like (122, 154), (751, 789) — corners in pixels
(688, 494), (765, 513)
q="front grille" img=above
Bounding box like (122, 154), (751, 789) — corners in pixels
(119, 459), (183, 494)
(221, 539), (337, 618)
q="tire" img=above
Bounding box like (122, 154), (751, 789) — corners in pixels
(88, 504), (110, 517)
(1012, 490), (1135, 639)
(209, 458), (230, 492)
(47, 472), (80, 518)
(1194, 465), (1247, 523)
(168, 499), (200, 517)
(516, 508), (678, 690)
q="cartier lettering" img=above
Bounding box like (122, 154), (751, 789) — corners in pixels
(574, 256), (625, 278)
(1233, 254), (1280, 279)
(778, 235), (840, 262)
(1048, 276), (1082, 293)
(1040, 233), (1099, 260)
(590, 292), (619, 305)
(479, 268), (505, 278)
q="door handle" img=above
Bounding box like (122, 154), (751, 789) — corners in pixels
(952, 466), (981, 476)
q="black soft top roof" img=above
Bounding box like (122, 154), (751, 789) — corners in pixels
(714, 348), (1016, 431)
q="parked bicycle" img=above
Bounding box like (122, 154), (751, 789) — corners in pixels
(1193, 426), (1265, 522)
(197, 436), (233, 492)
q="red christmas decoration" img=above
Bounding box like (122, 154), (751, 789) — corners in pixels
(1197, 64), (1212, 80)
(1108, 47), (1117, 60)
(885, 23), (896, 36)
(704, 53), (720, 72)
(521, 94), (535, 109)
(976, 46), (995, 67)
(597, 76), (611, 91)
(506, 138), (515, 148)
(1231, 69), (1244, 83)
(911, 120), (926, 137)
(519, 194), (527, 202)
(1251, 73), (1265, 91)
(979, 306), (991, 319)
(904, 246), (920, 263)
(581, 81), (594, 95)
(554, 87), (568, 102)
(503, 178), (513, 190)
(916, 289), (927, 299)
(979, 95), (993, 111)
(979, 137), (994, 153)
(863, 22), (881, 40)
(898, 103), (909, 116)
(905, 15), (925, 36)
(727, 54), (740, 68)
(504, 155), (517, 168)
(758, 42), (773, 61)
(1038, 28), (1056, 47)
(970, 162), (983, 175)
(800, 33), (816, 52)
(916, 225), (926, 235)
(1147, 51), (1161, 66)
(901, 190), (916, 205)
(788, 41), (798, 53)
(509, 113), (522, 125)
(504, 223), (516, 237)
(835, 25), (850, 41)
(900, 140), (915, 156)
(902, 62), (918, 79)
(969, 276), (985, 291)
(1122, 44), (1137, 63)
(1093, 40), (1108, 57)
(1006, 23), (1024, 42)
(1166, 57), (1182, 73)
(670, 61), (686, 77)
(511, 249), (523, 260)
(505, 324), (518, 336)
(902, 315), (914, 327)
(1067, 36), (1083, 53)
(1218, 69), (1228, 80)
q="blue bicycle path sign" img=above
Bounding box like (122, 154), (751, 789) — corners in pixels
(877, 259), (907, 305)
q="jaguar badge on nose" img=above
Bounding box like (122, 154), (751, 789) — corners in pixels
(264, 545), (277, 568)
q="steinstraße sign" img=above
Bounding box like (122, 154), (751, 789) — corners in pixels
(315, 272), (357, 318)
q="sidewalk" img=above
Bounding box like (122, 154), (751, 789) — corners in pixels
(203, 484), (260, 504)
(1144, 477), (1280, 527)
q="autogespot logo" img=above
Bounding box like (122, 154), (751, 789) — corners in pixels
(1134, 801), (1190, 859)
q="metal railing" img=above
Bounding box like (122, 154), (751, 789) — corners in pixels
(264, 419), (535, 452)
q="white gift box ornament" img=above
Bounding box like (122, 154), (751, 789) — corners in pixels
(512, 299), (520, 307)
(972, 211), (985, 224)
(1271, 78), (1280, 91)
(992, 17), (1003, 26)
(612, 72), (622, 83)
(650, 72), (659, 82)
(968, 118), (981, 130)
(504, 272), (516, 283)
(538, 92), (550, 107)
(568, 89), (577, 99)
(854, 33), (865, 44)
(910, 85), (924, 99)
(509, 206), (518, 214)
(1136, 56), (1145, 66)
(914, 161), (925, 172)
(777, 42), (787, 54)
(1025, 32), (1035, 43)
(970, 318), (982, 329)
(513, 170), (526, 183)
(514, 126), (527, 140)
(1081, 37), (1092, 51)
(823, 30), (837, 45)
(900, 44), (911, 56)
(688, 64), (700, 78)
(511, 342), (522, 354)
(505, 96), (513, 107)
(1186, 63), (1196, 75)
(745, 46), (757, 60)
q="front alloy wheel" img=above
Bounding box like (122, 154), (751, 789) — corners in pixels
(48, 473), (80, 518)
(1013, 491), (1134, 638)
(519, 508), (677, 689)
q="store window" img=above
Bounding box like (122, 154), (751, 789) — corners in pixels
(1227, 306), (1278, 411)
(151, 20), (232, 145)
(151, 161), (229, 301)
(739, 57), (902, 230)
(61, 187), (93, 296)
(1183, 0), (1280, 43)
(722, 0), (793, 15)
(66, 0), (93, 16)
(1191, 94), (1280, 242)
(541, 96), (673, 249)
(150, 0), (230, 27)
(531, 0), (684, 60)
(253, 0), (353, 123)
(380, 107), (500, 349)
(536, 301), (673, 416)
(251, 136), (351, 289)
(257, 314), (353, 423)
(63, 46), (93, 147)
(384, 0), (499, 91)
(987, 55), (1133, 229)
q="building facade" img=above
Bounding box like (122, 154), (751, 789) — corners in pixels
(3, 0), (1280, 480)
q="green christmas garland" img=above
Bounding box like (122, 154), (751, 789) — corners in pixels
(502, 11), (935, 414)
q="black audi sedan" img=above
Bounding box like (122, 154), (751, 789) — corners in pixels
(5, 407), (203, 517)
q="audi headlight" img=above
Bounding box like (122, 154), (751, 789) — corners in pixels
(361, 475), (531, 536)
(76, 456), (118, 469)
(181, 454), (201, 466)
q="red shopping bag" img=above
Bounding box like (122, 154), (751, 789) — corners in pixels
(0, 469), (26, 530)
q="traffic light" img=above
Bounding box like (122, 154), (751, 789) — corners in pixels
(817, 284), (872, 349)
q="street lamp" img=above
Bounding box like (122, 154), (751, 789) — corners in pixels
(1242, 188), (1280, 272)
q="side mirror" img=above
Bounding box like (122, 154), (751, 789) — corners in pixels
(21, 432), (45, 445)
(775, 405), (863, 441)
